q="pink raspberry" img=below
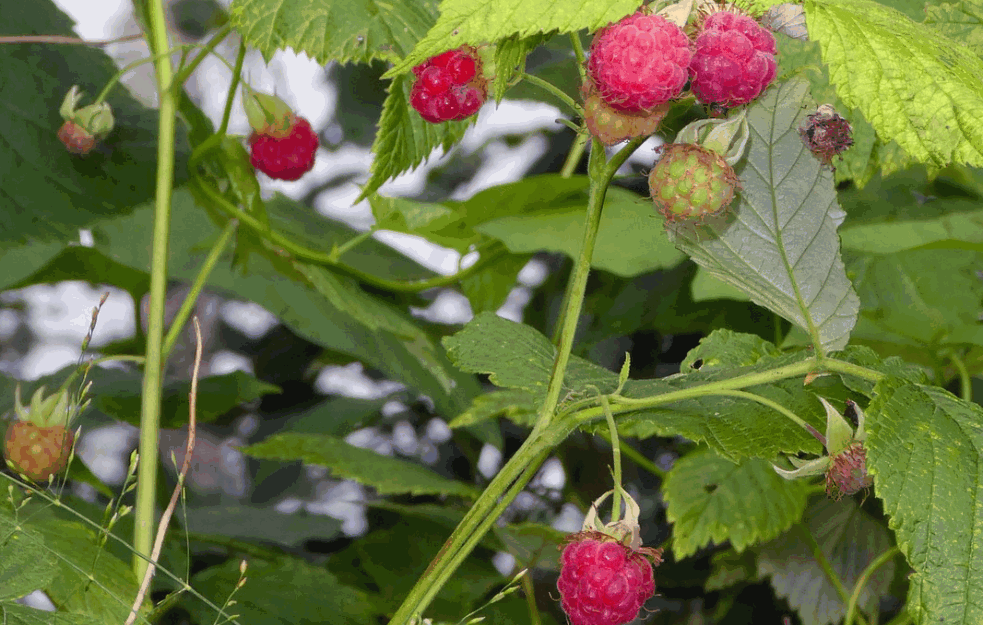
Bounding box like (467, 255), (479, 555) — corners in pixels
(587, 12), (692, 113)
(410, 47), (486, 123)
(557, 534), (661, 625)
(248, 117), (319, 181)
(689, 10), (778, 108)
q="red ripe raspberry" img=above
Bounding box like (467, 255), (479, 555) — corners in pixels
(557, 534), (661, 625)
(410, 47), (486, 123)
(587, 12), (692, 113)
(689, 10), (778, 108)
(4, 422), (75, 482)
(248, 117), (319, 181)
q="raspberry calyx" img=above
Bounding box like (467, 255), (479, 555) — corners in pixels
(689, 9), (778, 109)
(410, 47), (487, 123)
(58, 86), (115, 156)
(3, 384), (88, 482)
(587, 11), (692, 113)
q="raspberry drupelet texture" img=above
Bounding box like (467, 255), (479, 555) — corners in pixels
(248, 117), (319, 181)
(649, 143), (740, 221)
(689, 10), (777, 108)
(587, 12), (692, 113)
(4, 422), (75, 482)
(410, 47), (486, 123)
(557, 536), (658, 625)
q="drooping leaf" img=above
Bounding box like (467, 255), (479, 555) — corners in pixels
(805, 0), (983, 167)
(182, 504), (343, 548)
(704, 549), (757, 592)
(448, 388), (538, 428)
(459, 248), (530, 314)
(228, 0), (438, 64)
(680, 329), (782, 370)
(96, 371), (282, 428)
(668, 78), (860, 353)
(845, 248), (983, 360)
(242, 433), (480, 498)
(0, 241), (66, 291)
(664, 448), (810, 559)
(188, 557), (380, 625)
(385, 0), (641, 76)
(0, 1), (189, 244)
(0, 603), (91, 625)
(866, 378), (983, 625)
(757, 498), (896, 625)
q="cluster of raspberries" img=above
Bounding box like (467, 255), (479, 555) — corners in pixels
(588, 8), (778, 115)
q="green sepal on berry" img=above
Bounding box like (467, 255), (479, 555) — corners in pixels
(243, 89), (296, 138)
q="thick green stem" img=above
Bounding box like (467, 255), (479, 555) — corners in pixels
(539, 136), (647, 426)
(133, 0), (177, 580)
(946, 350), (972, 402)
(160, 220), (238, 361)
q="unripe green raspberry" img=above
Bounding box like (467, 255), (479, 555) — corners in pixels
(648, 143), (739, 221)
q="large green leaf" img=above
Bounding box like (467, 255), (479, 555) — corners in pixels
(668, 78), (859, 353)
(476, 185), (685, 277)
(385, 0), (641, 76)
(0, 507), (57, 601)
(242, 432), (480, 498)
(0, 1), (189, 244)
(81, 190), (477, 417)
(0, 604), (90, 625)
(866, 378), (983, 625)
(925, 1), (983, 56)
(0, 241), (66, 291)
(806, 0), (983, 167)
(188, 557), (380, 625)
(757, 498), (896, 625)
(845, 249), (983, 359)
(229, 0), (438, 64)
(663, 448), (810, 559)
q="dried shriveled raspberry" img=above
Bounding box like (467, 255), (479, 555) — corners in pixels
(690, 10), (777, 108)
(587, 12), (692, 113)
(4, 422), (75, 482)
(800, 104), (854, 169)
(649, 143), (740, 221)
(248, 117), (319, 181)
(557, 533), (662, 625)
(410, 47), (487, 123)
(826, 441), (872, 499)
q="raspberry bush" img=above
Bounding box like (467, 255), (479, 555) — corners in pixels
(2, 0), (983, 624)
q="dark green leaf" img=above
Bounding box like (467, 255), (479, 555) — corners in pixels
(663, 448), (810, 558)
(183, 504), (342, 548)
(459, 248), (530, 314)
(242, 432), (480, 498)
(0, 507), (56, 601)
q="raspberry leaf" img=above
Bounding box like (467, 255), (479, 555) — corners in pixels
(229, 0), (437, 64)
(663, 448), (810, 559)
(385, 0), (643, 77)
(866, 377), (983, 625)
(0, 509), (56, 601)
(757, 498), (896, 625)
(806, 0), (983, 167)
(242, 433), (481, 498)
(668, 77), (860, 354)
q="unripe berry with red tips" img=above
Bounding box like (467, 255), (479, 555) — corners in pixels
(57, 86), (114, 156)
(57, 121), (97, 155)
(587, 12), (692, 113)
(410, 47), (487, 123)
(689, 10), (778, 108)
(649, 143), (739, 221)
(4, 422), (75, 482)
(557, 533), (662, 625)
